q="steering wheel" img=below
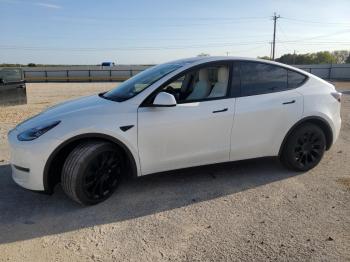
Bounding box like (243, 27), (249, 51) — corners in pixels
(164, 85), (180, 100)
(164, 85), (176, 95)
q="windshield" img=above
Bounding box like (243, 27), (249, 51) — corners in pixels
(103, 63), (182, 101)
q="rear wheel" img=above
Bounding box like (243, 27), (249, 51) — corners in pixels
(281, 123), (326, 171)
(61, 141), (123, 205)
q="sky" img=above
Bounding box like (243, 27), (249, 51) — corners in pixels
(1, 0), (350, 64)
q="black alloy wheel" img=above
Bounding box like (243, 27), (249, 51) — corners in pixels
(281, 123), (326, 171)
(61, 141), (123, 205)
(83, 150), (121, 201)
(293, 131), (323, 169)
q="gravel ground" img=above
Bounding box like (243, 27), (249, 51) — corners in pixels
(0, 82), (349, 261)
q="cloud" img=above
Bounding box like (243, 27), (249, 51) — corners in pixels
(0, 0), (62, 9)
(34, 2), (62, 9)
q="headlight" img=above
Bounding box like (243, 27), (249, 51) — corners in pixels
(17, 120), (61, 141)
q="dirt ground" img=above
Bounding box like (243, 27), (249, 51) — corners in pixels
(0, 82), (349, 261)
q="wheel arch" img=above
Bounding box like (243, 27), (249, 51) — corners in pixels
(279, 116), (333, 157)
(43, 133), (138, 194)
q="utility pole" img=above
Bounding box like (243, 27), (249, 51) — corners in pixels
(272, 12), (280, 60)
(293, 50), (296, 64)
(269, 42), (273, 60)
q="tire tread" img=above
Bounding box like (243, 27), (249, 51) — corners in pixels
(61, 141), (110, 205)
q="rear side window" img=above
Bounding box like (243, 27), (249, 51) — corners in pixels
(288, 70), (307, 88)
(240, 62), (288, 96)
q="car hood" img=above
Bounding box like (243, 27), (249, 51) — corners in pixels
(15, 94), (112, 132)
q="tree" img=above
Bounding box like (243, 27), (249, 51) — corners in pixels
(276, 54), (295, 64)
(258, 56), (271, 60)
(197, 53), (210, 57)
(277, 53), (314, 64)
(276, 51), (339, 65)
(332, 50), (350, 64)
(27, 63), (36, 67)
(346, 54), (350, 64)
(313, 51), (336, 64)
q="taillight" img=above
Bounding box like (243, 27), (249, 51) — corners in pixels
(331, 92), (342, 102)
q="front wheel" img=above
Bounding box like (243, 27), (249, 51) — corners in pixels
(61, 141), (123, 205)
(281, 123), (326, 171)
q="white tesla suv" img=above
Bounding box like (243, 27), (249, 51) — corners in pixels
(8, 57), (341, 205)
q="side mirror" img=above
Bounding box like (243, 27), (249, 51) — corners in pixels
(153, 92), (177, 107)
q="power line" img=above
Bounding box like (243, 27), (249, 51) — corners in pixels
(277, 29), (350, 43)
(53, 15), (270, 22)
(52, 16), (271, 28)
(281, 17), (350, 25)
(271, 39), (350, 44)
(3, 27), (347, 50)
(229, 44), (268, 54)
(276, 23), (291, 54)
(276, 35), (289, 54)
(1, 41), (349, 52)
(277, 42), (350, 45)
(273, 21), (350, 55)
(0, 41), (270, 51)
(1, 15), (349, 57)
(277, 23), (290, 41)
(5, 34), (273, 42)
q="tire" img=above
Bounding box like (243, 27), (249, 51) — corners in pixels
(61, 141), (123, 205)
(281, 123), (326, 171)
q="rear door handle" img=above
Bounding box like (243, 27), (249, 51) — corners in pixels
(282, 100), (295, 105)
(212, 108), (228, 113)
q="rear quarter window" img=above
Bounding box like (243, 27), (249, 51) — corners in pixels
(288, 70), (307, 88)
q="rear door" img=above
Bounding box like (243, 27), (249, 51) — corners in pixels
(230, 61), (305, 161)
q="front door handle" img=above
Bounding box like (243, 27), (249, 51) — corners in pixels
(282, 100), (295, 105)
(212, 108), (228, 113)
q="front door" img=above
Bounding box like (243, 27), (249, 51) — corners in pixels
(137, 62), (235, 175)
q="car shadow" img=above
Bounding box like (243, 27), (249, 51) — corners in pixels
(0, 158), (303, 244)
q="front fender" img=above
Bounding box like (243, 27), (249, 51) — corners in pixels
(43, 131), (141, 193)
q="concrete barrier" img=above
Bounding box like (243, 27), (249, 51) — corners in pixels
(23, 68), (146, 82)
(2, 64), (350, 83)
(296, 64), (350, 80)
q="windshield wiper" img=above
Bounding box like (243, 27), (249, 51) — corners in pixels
(98, 92), (113, 101)
(98, 92), (125, 102)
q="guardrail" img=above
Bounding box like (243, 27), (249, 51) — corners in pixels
(12, 64), (350, 83)
(23, 69), (145, 82)
(296, 64), (350, 81)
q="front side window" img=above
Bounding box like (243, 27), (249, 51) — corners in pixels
(157, 64), (230, 103)
(240, 62), (288, 96)
(103, 63), (182, 101)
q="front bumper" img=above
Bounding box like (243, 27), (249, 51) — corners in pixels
(8, 128), (61, 191)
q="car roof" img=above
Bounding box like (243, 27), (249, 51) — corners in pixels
(167, 56), (312, 77)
